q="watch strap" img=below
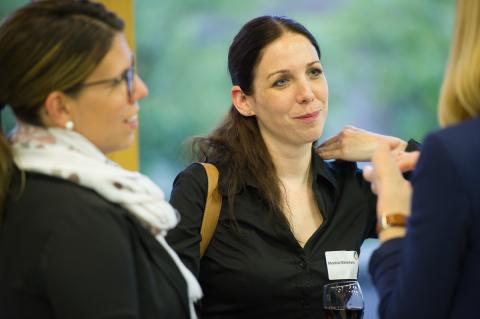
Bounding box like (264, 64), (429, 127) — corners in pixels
(377, 212), (408, 233)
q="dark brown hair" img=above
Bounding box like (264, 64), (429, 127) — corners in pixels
(192, 16), (321, 223)
(0, 0), (123, 220)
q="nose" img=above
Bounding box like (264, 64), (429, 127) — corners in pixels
(296, 79), (315, 105)
(132, 74), (149, 102)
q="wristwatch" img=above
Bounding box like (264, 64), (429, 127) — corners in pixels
(376, 212), (408, 234)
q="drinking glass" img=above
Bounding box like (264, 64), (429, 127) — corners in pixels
(323, 280), (364, 319)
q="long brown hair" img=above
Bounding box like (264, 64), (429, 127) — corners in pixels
(192, 16), (321, 223)
(0, 0), (123, 220)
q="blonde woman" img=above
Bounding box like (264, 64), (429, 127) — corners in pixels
(365, 1), (480, 318)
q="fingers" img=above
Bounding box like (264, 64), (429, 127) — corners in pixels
(367, 142), (403, 194)
(317, 125), (358, 148)
(318, 134), (340, 148)
(372, 143), (399, 172)
(317, 141), (339, 152)
(366, 142), (412, 216)
(395, 151), (420, 172)
(362, 165), (374, 182)
(363, 143), (395, 195)
(316, 141), (341, 159)
(316, 150), (336, 160)
(317, 133), (344, 159)
(396, 139), (408, 152)
(389, 139), (407, 156)
(362, 165), (378, 195)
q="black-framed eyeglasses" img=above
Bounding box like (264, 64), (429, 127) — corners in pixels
(73, 62), (136, 101)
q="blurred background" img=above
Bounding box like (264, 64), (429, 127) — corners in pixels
(0, 1), (455, 318)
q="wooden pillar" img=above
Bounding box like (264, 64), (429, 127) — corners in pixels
(97, 0), (139, 171)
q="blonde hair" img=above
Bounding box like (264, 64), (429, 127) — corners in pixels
(438, 0), (480, 126)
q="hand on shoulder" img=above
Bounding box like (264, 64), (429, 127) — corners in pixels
(316, 125), (407, 162)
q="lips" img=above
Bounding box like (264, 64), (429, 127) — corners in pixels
(125, 114), (138, 128)
(293, 110), (320, 120)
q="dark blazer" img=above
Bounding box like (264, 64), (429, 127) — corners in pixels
(0, 172), (190, 319)
(369, 116), (480, 319)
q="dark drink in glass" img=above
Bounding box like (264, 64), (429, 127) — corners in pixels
(324, 308), (364, 319)
(323, 281), (364, 319)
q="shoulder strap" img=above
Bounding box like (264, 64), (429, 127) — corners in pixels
(199, 163), (222, 257)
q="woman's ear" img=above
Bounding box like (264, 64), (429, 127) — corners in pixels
(41, 91), (72, 128)
(231, 85), (255, 117)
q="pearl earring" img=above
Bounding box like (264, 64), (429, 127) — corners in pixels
(65, 121), (74, 131)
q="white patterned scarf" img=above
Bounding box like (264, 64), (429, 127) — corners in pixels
(11, 123), (202, 318)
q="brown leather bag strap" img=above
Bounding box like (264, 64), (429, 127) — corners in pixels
(199, 163), (222, 257)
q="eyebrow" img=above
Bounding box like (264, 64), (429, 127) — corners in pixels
(266, 60), (321, 80)
(112, 54), (135, 78)
(118, 55), (135, 76)
(127, 54), (135, 70)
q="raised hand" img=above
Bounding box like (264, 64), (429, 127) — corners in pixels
(395, 151), (420, 173)
(317, 125), (407, 162)
(363, 143), (412, 219)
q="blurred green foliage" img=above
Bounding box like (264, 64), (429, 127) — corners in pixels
(0, 2), (457, 318)
(0, 0), (455, 190)
(133, 0), (454, 190)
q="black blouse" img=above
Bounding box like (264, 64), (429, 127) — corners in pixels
(0, 171), (190, 319)
(167, 153), (378, 319)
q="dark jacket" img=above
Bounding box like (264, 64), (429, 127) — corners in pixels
(0, 171), (189, 319)
(370, 116), (480, 319)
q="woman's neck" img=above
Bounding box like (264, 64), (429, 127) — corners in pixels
(265, 139), (313, 186)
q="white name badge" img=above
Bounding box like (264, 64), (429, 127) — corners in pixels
(325, 251), (359, 280)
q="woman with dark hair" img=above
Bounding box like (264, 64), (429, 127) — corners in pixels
(0, 1), (200, 318)
(167, 15), (416, 318)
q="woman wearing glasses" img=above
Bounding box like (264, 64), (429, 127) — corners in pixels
(0, 1), (200, 318)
